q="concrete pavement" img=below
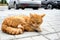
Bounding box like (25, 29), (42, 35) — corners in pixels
(0, 7), (60, 40)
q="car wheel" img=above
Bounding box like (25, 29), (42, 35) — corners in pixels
(44, 7), (47, 9)
(22, 8), (25, 10)
(47, 4), (53, 9)
(8, 7), (11, 10)
(33, 7), (38, 10)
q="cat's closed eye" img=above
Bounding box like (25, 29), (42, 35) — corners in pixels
(37, 22), (40, 24)
(32, 21), (35, 24)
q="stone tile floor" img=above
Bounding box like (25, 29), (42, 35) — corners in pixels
(0, 8), (60, 40)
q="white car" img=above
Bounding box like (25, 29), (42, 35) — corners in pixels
(7, 0), (41, 10)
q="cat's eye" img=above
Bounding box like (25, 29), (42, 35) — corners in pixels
(32, 21), (35, 24)
(37, 22), (40, 24)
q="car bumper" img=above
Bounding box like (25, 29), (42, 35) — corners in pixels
(16, 4), (41, 8)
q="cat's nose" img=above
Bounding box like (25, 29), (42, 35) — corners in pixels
(34, 29), (41, 32)
(34, 30), (39, 32)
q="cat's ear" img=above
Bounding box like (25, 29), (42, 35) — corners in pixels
(30, 13), (37, 16)
(40, 14), (45, 18)
(30, 13), (33, 18)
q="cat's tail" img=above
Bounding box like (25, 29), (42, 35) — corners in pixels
(1, 24), (24, 35)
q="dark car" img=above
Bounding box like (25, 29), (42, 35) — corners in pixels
(56, 1), (60, 9)
(41, 0), (60, 9)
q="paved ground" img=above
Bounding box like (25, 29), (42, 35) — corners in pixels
(0, 6), (60, 40)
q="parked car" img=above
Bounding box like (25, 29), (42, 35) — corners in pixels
(7, 0), (41, 10)
(41, 0), (60, 9)
(56, 1), (60, 9)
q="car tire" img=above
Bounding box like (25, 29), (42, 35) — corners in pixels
(47, 4), (53, 9)
(44, 7), (47, 9)
(8, 7), (11, 10)
(22, 8), (25, 10)
(33, 7), (38, 10)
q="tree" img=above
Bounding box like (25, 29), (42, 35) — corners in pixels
(1, 0), (7, 4)
(1, 0), (3, 4)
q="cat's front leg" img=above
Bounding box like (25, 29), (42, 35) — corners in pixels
(17, 24), (24, 33)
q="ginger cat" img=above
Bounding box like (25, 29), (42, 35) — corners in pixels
(1, 13), (45, 35)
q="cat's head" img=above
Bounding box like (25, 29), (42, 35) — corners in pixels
(30, 13), (45, 32)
